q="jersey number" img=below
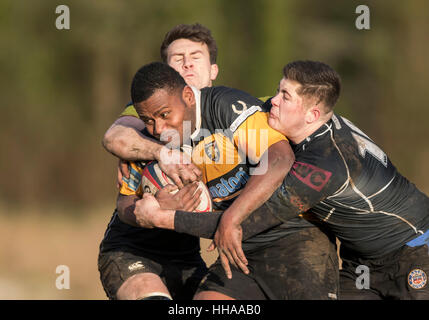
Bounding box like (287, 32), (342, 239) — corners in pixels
(343, 117), (388, 167)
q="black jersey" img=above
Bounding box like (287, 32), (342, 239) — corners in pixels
(265, 111), (429, 258)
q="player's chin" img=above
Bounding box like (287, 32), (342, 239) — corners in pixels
(184, 77), (198, 88)
(268, 116), (278, 130)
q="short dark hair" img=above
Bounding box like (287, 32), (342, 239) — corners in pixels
(131, 62), (186, 105)
(160, 23), (218, 64)
(283, 60), (341, 110)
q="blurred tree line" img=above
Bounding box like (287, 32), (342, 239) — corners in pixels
(1, 0), (428, 213)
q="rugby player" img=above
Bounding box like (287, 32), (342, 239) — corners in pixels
(127, 61), (339, 300)
(137, 60), (429, 299)
(98, 24), (219, 300)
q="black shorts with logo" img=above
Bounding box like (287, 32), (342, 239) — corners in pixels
(196, 226), (339, 300)
(339, 243), (429, 299)
(98, 249), (208, 300)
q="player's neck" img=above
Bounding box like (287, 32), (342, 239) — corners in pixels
(291, 113), (333, 145)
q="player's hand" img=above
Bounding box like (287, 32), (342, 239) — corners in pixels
(209, 215), (249, 279)
(134, 193), (161, 228)
(157, 147), (202, 189)
(155, 182), (202, 211)
(117, 159), (130, 188)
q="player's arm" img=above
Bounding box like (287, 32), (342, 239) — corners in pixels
(102, 105), (164, 187)
(220, 139), (294, 227)
(216, 110), (295, 276)
(117, 193), (141, 227)
(132, 194), (283, 238)
(215, 141), (294, 277)
(211, 93), (295, 223)
(116, 161), (146, 227)
(102, 114), (162, 161)
(103, 105), (201, 187)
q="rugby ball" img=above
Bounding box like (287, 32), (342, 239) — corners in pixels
(140, 161), (212, 212)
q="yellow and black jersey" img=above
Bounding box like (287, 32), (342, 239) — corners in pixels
(119, 161), (145, 197)
(118, 89), (285, 210)
(185, 86), (286, 210)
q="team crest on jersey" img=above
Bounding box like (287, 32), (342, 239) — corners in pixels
(408, 269), (427, 289)
(291, 162), (332, 192)
(204, 141), (220, 162)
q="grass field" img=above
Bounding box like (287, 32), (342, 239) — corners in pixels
(0, 205), (218, 300)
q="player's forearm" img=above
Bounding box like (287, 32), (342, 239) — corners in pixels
(102, 117), (162, 161)
(116, 194), (140, 227)
(223, 140), (294, 226)
(174, 211), (223, 238)
(173, 205), (282, 240)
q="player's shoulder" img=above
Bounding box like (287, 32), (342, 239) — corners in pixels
(201, 86), (264, 127)
(202, 86), (262, 107)
(294, 117), (343, 163)
(331, 113), (364, 135)
(258, 96), (271, 103)
(120, 102), (139, 118)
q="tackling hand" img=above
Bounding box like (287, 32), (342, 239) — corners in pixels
(157, 147), (202, 188)
(155, 182), (202, 211)
(133, 193), (162, 228)
(208, 214), (249, 279)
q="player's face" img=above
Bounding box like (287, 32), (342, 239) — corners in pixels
(166, 39), (218, 89)
(135, 87), (195, 148)
(268, 78), (309, 142)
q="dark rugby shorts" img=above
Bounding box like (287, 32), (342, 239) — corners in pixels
(98, 249), (208, 300)
(197, 227), (339, 300)
(340, 243), (429, 299)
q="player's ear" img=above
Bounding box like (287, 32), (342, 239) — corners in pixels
(305, 105), (321, 124)
(182, 85), (195, 107)
(210, 64), (219, 81)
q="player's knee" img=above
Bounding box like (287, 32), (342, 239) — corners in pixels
(193, 290), (235, 300)
(116, 273), (169, 300)
(137, 292), (173, 300)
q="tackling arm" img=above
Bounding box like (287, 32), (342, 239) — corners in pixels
(219, 140), (294, 227)
(131, 197), (283, 239)
(102, 115), (163, 161)
(117, 193), (140, 227)
(174, 204), (283, 240)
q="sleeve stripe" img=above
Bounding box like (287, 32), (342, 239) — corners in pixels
(229, 105), (262, 133)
